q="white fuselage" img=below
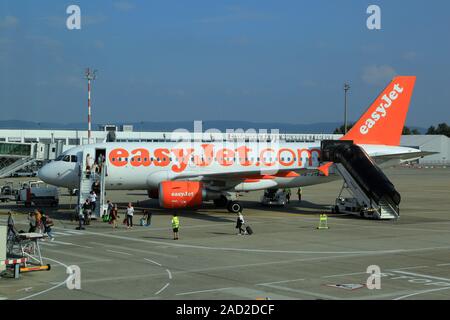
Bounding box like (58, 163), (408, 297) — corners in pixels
(38, 141), (420, 192)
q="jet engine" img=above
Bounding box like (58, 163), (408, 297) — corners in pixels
(158, 181), (221, 208)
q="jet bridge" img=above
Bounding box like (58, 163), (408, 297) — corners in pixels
(321, 140), (400, 220)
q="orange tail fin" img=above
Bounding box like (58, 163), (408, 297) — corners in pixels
(342, 76), (416, 146)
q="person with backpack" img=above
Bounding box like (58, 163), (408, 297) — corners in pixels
(41, 213), (54, 241)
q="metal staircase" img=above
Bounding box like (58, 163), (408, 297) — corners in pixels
(0, 157), (35, 178)
(77, 155), (107, 219)
(322, 140), (400, 220)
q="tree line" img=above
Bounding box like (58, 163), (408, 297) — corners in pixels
(333, 122), (450, 137)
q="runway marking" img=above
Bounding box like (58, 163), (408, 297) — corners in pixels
(322, 272), (366, 278)
(322, 266), (429, 279)
(257, 278), (305, 286)
(51, 240), (93, 249)
(19, 257), (71, 300)
(436, 263), (450, 266)
(79, 253), (367, 285)
(393, 287), (450, 300)
(392, 271), (450, 283)
(78, 229), (450, 255)
(155, 283), (170, 295)
(176, 287), (235, 296)
(166, 269), (172, 280)
(144, 258), (162, 267)
(91, 242), (178, 259)
(260, 283), (338, 300)
(106, 249), (133, 256)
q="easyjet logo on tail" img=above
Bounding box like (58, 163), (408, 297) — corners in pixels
(360, 83), (404, 135)
(342, 76), (416, 146)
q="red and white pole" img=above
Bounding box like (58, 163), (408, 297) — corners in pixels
(85, 68), (96, 144)
(88, 78), (91, 141)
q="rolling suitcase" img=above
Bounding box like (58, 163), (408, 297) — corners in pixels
(245, 225), (253, 235)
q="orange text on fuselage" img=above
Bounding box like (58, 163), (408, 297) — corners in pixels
(108, 144), (321, 173)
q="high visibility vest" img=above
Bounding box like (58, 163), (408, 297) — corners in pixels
(172, 217), (180, 228)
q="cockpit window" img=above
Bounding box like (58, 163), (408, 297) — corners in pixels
(71, 155), (78, 163)
(63, 155), (70, 162)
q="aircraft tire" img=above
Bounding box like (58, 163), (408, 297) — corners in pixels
(227, 201), (243, 213)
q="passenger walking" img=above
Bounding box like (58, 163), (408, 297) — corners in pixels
(171, 213), (180, 240)
(126, 202), (134, 229)
(41, 213), (54, 241)
(35, 209), (43, 233)
(110, 204), (118, 229)
(76, 208), (85, 230)
(142, 209), (152, 227)
(236, 212), (245, 235)
(285, 188), (291, 203)
(7, 211), (16, 238)
(82, 199), (92, 225)
(86, 153), (94, 176)
(89, 191), (97, 213)
(297, 187), (302, 202)
(28, 212), (36, 233)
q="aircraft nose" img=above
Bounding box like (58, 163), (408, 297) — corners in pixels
(38, 163), (54, 184)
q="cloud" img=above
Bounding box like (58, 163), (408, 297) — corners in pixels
(0, 15), (19, 29)
(362, 65), (397, 86)
(113, 1), (136, 11)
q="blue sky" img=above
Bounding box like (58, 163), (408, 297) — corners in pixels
(0, 0), (449, 127)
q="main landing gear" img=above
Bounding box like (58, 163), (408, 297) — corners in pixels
(213, 195), (243, 213)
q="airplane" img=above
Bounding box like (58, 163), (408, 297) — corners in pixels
(38, 76), (426, 215)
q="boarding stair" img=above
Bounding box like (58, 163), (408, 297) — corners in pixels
(0, 157), (36, 178)
(77, 156), (107, 219)
(321, 140), (400, 220)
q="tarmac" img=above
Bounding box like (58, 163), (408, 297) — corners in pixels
(0, 166), (450, 300)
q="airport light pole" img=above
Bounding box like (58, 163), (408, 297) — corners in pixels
(343, 83), (350, 134)
(85, 68), (97, 143)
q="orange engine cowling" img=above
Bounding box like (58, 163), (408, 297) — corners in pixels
(159, 181), (203, 209)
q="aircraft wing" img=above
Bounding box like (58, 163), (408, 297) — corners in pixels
(371, 150), (437, 167)
(372, 150), (436, 161)
(173, 164), (332, 182)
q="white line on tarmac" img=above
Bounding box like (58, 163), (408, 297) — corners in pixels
(322, 266), (429, 279)
(154, 283), (170, 295)
(106, 249), (133, 256)
(166, 269), (172, 280)
(261, 283), (338, 300)
(257, 278), (305, 286)
(144, 258), (162, 267)
(51, 240), (93, 249)
(322, 271), (366, 278)
(176, 287), (235, 296)
(436, 263), (450, 266)
(19, 257), (71, 300)
(393, 271), (450, 282)
(394, 287), (450, 300)
(78, 229), (450, 255)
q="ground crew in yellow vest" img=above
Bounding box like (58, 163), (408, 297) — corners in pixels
(172, 213), (180, 240)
